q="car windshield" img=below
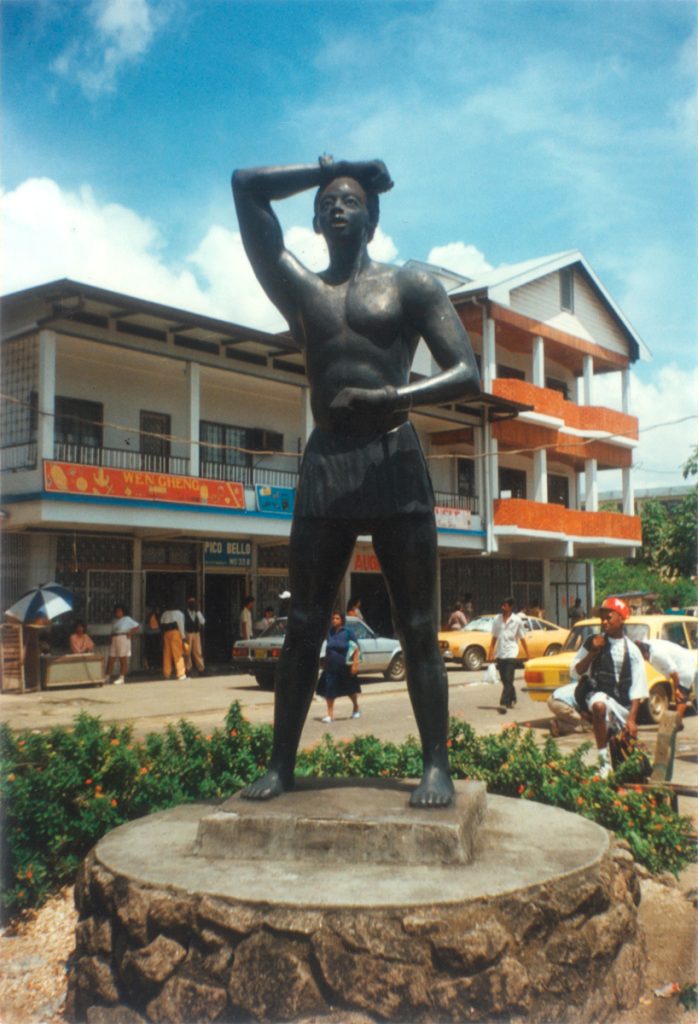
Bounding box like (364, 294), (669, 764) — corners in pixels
(258, 619), (287, 638)
(563, 624), (600, 652)
(463, 616), (493, 632)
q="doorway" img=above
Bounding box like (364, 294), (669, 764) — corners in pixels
(204, 574), (247, 666)
(349, 573), (394, 638)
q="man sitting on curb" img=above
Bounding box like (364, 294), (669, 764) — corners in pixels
(637, 638), (697, 732)
(547, 681), (593, 737)
(571, 597), (648, 778)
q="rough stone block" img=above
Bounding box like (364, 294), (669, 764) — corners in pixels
(85, 1006), (147, 1024)
(121, 934), (187, 987)
(76, 916), (113, 957)
(75, 955), (120, 1005)
(146, 976), (227, 1024)
(430, 918), (510, 972)
(197, 896), (259, 936)
(228, 931), (324, 1021)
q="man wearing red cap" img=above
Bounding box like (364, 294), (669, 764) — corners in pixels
(571, 597), (648, 777)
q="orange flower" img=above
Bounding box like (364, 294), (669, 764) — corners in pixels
(111, 799), (118, 807)
(18, 740), (25, 748)
(7, 773), (16, 782)
(85, 778), (93, 786)
(230, 729), (238, 738)
(140, 767), (147, 775)
(446, 739), (453, 748)
(592, 775), (601, 783)
(110, 739), (120, 746)
(25, 868), (33, 879)
(577, 796), (584, 806)
(518, 785), (525, 794)
(617, 787), (627, 796)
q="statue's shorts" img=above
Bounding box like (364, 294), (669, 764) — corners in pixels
(294, 422), (435, 519)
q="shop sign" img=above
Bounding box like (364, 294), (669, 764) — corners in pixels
(434, 505), (473, 531)
(255, 484), (295, 515)
(204, 539), (252, 568)
(44, 461), (245, 509)
(352, 550), (381, 573)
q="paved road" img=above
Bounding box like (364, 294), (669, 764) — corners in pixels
(2, 665), (696, 820)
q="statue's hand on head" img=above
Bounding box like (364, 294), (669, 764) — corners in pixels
(319, 157), (394, 194)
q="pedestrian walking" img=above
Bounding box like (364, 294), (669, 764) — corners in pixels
(185, 596), (206, 675)
(160, 602), (189, 681)
(487, 597), (529, 712)
(316, 612), (361, 722)
(105, 605), (139, 685)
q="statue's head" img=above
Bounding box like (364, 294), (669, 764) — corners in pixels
(313, 176), (380, 243)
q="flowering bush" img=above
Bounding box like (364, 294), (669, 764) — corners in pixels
(1, 703), (694, 915)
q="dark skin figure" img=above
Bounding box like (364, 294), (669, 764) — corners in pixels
(232, 158), (480, 806)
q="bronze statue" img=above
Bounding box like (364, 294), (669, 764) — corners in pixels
(232, 158), (480, 806)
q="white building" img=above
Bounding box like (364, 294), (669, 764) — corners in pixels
(1, 254), (643, 663)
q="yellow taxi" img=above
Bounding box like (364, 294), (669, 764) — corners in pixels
(439, 614), (569, 671)
(523, 615), (698, 723)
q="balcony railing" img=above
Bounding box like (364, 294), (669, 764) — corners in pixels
(492, 379), (639, 440)
(434, 490), (479, 515)
(493, 498), (641, 542)
(199, 461), (299, 489)
(1, 442), (38, 472)
(54, 443), (190, 476)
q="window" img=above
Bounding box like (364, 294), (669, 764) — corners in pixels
(661, 622), (689, 648)
(548, 474), (570, 507)
(55, 396), (103, 448)
(499, 467), (526, 499)
(560, 268), (574, 312)
(496, 365), (525, 381)
(545, 377), (569, 400)
(457, 458), (475, 497)
(140, 411), (171, 459)
(200, 421), (283, 469)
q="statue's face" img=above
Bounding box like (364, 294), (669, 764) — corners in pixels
(315, 178), (370, 244)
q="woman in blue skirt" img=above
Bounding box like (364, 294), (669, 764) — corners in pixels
(317, 611), (361, 722)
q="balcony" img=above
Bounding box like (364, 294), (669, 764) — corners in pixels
(54, 443), (190, 476)
(434, 491), (479, 515)
(199, 461), (299, 489)
(494, 498), (641, 543)
(1, 442), (38, 472)
(492, 379), (638, 440)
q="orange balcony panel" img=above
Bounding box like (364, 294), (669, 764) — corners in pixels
(554, 438), (632, 469)
(493, 419), (555, 451)
(494, 498), (641, 542)
(491, 379), (638, 442)
(492, 379), (567, 419)
(565, 404), (638, 439)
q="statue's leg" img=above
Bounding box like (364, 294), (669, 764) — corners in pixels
(372, 514), (454, 808)
(240, 517), (357, 800)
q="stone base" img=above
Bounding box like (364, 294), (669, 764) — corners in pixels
(67, 780), (645, 1023)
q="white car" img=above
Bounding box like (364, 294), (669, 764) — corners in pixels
(232, 616), (405, 690)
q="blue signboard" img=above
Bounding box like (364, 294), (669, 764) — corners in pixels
(204, 539), (252, 568)
(255, 485), (295, 515)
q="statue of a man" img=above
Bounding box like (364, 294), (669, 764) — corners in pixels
(232, 158), (480, 806)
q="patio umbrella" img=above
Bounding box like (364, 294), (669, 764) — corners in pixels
(6, 582), (74, 623)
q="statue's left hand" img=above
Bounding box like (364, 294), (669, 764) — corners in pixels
(329, 386), (397, 413)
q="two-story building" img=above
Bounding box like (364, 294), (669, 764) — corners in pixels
(0, 251), (642, 664)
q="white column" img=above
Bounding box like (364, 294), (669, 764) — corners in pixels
(582, 355), (594, 405)
(187, 363), (200, 476)
(621, 368), (631, 414)
(533, 447), (548, 503)
(38, 329), (56, 461)
(483, 425), (499, 553)
(482, 311), (496, 391)
(622, 466), (634, 516)
(532, 336), (545, 388)
(585, 458), (598, 512)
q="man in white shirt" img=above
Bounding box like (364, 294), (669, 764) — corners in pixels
(184, 596), (206, 676)
(547, 681), (592, 736)
(239, 595), (255, 640)
(571, 597), (648, 777)
(637, 638), (696, 730)
(160, 603), (188, 682)
(487, 597), (530, 712)
(105, 605), (139, 685)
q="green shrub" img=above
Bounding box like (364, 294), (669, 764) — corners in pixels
(1, 704), (695, 916)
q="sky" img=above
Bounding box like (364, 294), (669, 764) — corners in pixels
(1, 0), (696, 490)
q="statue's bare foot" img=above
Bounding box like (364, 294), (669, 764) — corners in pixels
(240, 769), (293, 801)
(409, 766), (454, 808)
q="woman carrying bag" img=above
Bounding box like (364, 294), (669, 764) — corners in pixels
(317, 611), (361, 723)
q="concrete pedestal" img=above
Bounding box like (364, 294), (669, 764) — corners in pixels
(67, 779), (644, 1023)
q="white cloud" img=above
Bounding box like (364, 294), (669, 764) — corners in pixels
(594, 364), (698, 492)
(427, 242), (492, 279)
(52, 0), (171, 98)
(0, 177), (400, 335)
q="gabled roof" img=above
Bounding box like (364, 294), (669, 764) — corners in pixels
(451, 250), (650, 363)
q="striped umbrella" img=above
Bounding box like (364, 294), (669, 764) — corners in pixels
(6, 582), (74, 623)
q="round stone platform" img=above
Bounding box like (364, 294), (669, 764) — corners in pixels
(67, 779), (644, 1023)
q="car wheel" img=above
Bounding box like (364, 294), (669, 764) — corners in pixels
(462, 646), (485, 671)
(254, 673), (275, 692)
(544, 644), (562, 657)
(639, 683), (671, 724)
(384, 653), (406, 681)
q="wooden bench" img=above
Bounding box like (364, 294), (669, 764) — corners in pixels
(636, 711), (698, 813)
